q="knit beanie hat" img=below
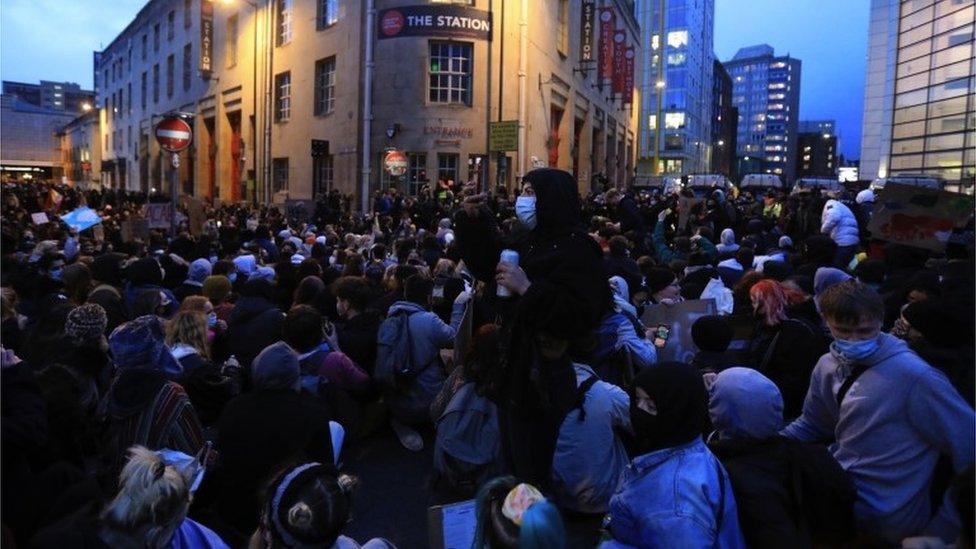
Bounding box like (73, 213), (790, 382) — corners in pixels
(202, 275), (232, 303)
(65, 303), (108, 344)
(109, 315), (182, 377)
(646, 267), (677, 295)
(691, 315), (733, 353)
(252, 341), (300, 391)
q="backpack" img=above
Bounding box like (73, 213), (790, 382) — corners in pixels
(375, 309), (426, 388)
(433, 383), (502, 496)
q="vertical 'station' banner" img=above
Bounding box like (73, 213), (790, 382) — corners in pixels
(580, 1), (595, 63)
(598, 7), (615, 85)
(624, 46), (635, 104)
(200, 0), (214, 75)
(612, 30), (627, 94)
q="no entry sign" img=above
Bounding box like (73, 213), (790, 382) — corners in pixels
(155, 116), (193, 153)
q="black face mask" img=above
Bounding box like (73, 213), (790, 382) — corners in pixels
(630, 400), (663, 453)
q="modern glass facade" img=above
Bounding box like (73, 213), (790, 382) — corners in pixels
(889, 0), (974, 185)
(637, 0), (715, 175)
(722, 45), (802, 183)
(861, 0), (974, 189)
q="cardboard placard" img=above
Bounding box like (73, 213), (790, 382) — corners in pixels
(868, 184), (974, 252)
(60, 206), (102, 232)
(143, 203), (174, 229)
(181, 195), (207, 236)
(30, 212), (49, 225)
(427, 499), (476, 549)
(641, 299), (718, 364)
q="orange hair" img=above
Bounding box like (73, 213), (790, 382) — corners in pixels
(749, 279), (803, 327)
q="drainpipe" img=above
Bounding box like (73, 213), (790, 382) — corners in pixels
(361, 0), (375, 213)
(517, 0), (527, 179)
(264, 0), (274, 203)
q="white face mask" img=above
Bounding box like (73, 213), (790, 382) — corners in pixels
(515, 196), (537, 230)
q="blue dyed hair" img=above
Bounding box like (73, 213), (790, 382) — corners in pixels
(518, 500), (566, 549)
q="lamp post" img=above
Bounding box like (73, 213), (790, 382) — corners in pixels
(221, 0), (261, 204)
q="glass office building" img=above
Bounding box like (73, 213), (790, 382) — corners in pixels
(860, 0), (974, 189)
(637, 0), (715, 175)
(722, 44), (802, 183)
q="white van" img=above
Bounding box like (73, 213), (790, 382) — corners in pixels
(869, 174), (944, 192)
(739, 173), (784, 190)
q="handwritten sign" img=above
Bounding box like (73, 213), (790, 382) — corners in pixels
(868, 183), (974, 252)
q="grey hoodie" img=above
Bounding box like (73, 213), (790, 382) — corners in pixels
(783, 333), (975, 542)
(709, 367), (783, 441)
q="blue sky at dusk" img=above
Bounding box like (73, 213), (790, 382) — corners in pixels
(1, 0), (870, 159)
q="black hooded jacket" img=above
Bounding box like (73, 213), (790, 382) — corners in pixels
(454, 169), (611, 486)
(225, 279), (284, 372)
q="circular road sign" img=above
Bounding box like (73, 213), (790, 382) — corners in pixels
(384, 150), (409, 177)
(155, 116), (193, 153)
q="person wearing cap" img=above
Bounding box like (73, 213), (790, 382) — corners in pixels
(643, 266), (682, 306)
(88, 252), (130, 333)
(202, 275), (235, 324)
(215, 341), (336, 537)
(98, 315), (205, 490)
(173, 258), (212, 303)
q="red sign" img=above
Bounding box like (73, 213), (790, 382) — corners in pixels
(624, 46), (636, 104)
(380, 9), (405, 37)
(612, 30), (627, 94)
(155, 117), (193, 153)
(384, 150), (409, 177)
(598, 8), (615, 82)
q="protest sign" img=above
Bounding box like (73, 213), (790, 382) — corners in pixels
(868, 184), (974, 252)
(428, 499), (476, 549)
(143, 203), (175, 229)
(30, 212), (49, 225)
(181, 195), (207, 236)
(60, 206), (102, 232)
(641, 299), (718, 363)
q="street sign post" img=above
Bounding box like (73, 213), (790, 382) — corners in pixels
(154, 115), (193, 236)
(489, 121), (518, 152)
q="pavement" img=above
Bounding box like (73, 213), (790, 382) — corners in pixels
(340, 424), (605, 548)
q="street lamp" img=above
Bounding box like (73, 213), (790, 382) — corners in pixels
(717, 140), (725, 146)
(655, 80), (665, 89)
(221, 0), (261, 204)
(81, 102), (92, 112)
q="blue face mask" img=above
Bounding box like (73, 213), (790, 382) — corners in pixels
(515, 196), (537, 230)
(207, 312), (218, 328)
(228, 272), (237, 283)
(832, 336), (880, 362)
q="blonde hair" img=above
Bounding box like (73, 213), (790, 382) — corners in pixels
(179, 295), (210, 314)
(434, 258), (456, 277)
(101, 446), (190, 547)
(166, 310), (210, 359)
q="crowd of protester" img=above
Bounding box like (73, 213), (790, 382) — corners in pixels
(1, 172), (974, 548)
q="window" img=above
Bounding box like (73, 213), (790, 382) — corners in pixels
(314, 57), (336, 116)
(227, 15), (239, 67)
(275, 71), (291, 121)
(141, 71), (147, 109)
(666, 52), (687, 66)
(154, 24), (160, 51)
(272, 158), (289, 192)
(438, 153), (459, 182)
(166, 54), (175, 97)
(557, 0), (569, 56)
(183, 43), (192, 91)
(667, 30), (688, 49)
(127, 83), (132, 115)
(277, 0), (293, 45)
(317, 0), (339, 29)
(142, 34), (148, 60)
(428, 42), (472, 104)
(152, 64), (160, 103)
(664, 111), (685, 129)
(408, 153), (426, 195)
(168, 11), (175, 40)
(184, 0), (192, 27)
(312, 154), (334, 196)
(104, 69), (109, 88)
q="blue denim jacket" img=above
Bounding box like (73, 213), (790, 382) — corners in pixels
(603, 438), (746, 549)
